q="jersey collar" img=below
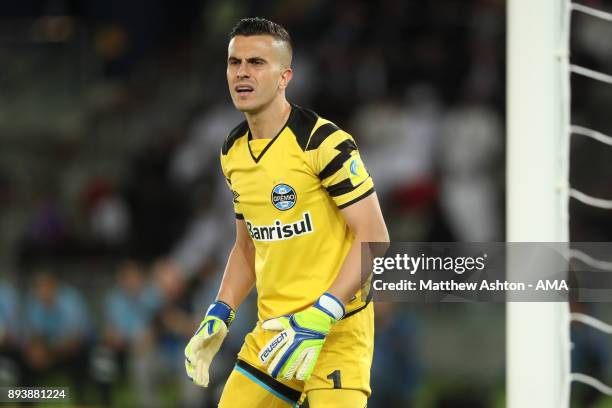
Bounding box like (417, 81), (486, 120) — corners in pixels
(247, 104), (296, 163)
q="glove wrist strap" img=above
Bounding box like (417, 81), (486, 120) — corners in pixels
(206, 301), (236, 327)
(315, 292), (345, 321)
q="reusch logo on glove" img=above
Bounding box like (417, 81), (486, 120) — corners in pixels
(259, 332), (288, 362)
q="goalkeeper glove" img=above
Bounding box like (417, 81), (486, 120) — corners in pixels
(185, 300), (235, 387)
(258, 293), (345, 381)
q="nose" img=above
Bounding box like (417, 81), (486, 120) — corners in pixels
(236, 62), (249, 79)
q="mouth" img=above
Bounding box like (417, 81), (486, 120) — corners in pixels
(235, 85), (254, 95)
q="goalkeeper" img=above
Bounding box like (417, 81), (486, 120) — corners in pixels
(185, 17), (389, 408)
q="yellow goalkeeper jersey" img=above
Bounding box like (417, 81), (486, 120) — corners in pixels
(220, 104), (374, 321)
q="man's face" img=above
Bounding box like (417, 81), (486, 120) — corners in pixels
(227, 35), (292, 114)
(34, 273), (57, 306)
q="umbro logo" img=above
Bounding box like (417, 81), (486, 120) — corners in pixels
(232, 190), (240, 203)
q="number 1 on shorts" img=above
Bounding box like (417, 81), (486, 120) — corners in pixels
(326, 370), (342, 389)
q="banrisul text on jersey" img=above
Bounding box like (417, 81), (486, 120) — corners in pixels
(245, 212), (314, 241)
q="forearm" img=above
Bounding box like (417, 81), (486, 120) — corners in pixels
(327, 231), (388, 305)
(216, 241), (256, 311)
(326, 238), (362, 304)
(186, 234), (253, 388)
(327, 193), (389, 305)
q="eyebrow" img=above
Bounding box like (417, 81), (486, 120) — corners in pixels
(228, 56), (267, 64)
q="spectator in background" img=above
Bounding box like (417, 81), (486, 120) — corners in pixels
(92, 259), (161, 403)
(0, 280), (21, 386)
(354, 84), (442, 240)
(169, 102), (243, 191)
(357, 84), (442, 199)
(132, 261), (203, 408)
(103, 260), (160, 353)
(19, 189), (67, 263)
(81, 178), (131, 248)
(23, 270), (91, 399)
(438, 92), (502, 242)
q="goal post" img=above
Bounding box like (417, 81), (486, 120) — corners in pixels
(506, 0), (570, 407)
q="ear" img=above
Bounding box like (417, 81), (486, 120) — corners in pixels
(279, 67), (293, 91)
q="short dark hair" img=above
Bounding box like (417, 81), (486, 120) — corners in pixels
(229, 17), (292, 53)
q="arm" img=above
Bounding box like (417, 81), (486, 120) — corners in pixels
(327, 192), (389, 304)
(216, 219), (256, 311)
(185, 219), (255, 387)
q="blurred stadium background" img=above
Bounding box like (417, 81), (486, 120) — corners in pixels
(0, 0), (611, 407)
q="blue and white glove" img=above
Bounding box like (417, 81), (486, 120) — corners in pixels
(258, 293), (345, 381)
(185, 301), (235, 387)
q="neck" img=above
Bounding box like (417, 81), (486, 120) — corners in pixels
(245, 97), (292, 140)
